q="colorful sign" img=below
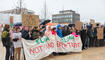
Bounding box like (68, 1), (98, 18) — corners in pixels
(10, 16), (13, 28)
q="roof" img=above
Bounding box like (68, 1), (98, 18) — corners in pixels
(0, 8), (35, 14)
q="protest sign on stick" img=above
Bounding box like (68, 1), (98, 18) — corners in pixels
(10, 16), (13, 28)
(22, 14), (39, 27)
(97, 27), (104, 39)
(75, 21), (83, 30)
(90, 19), (95, 24)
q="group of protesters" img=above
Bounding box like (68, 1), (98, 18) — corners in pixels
(1, 23), (105, 60)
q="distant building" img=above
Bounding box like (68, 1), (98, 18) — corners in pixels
(0, 8), (35, 14)
(52, 10), (80, 24)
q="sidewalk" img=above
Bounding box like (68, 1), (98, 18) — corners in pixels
(42, 47), (105, 60)
(0, 40), (24, 60)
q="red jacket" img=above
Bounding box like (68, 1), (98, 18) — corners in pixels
(51, 30), (57, 35)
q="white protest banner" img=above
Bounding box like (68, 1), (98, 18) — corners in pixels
(22, 34), (82, 60)
(55, 35), (82, 52)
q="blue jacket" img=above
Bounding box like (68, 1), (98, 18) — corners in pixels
(56, 25), (63, 38)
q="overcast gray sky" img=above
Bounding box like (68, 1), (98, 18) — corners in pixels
(0, 0), (105, 23)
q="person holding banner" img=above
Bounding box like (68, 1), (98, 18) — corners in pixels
(45, 25), (52, 36)
(21, 26), (29, 60)
(51, 27), (58, 56)
(21, 26), (30, 40)
(62, 26), (71, 37)
(51, 27), (57, 36)
(56, 24), (63, 38)
(32, 27), (40, 40)
(12, 27), (22, 60)
(56, 25), (67, 55)
(71, 27), (76, 33)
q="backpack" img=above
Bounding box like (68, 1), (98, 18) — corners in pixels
(2, 31), (9, 38)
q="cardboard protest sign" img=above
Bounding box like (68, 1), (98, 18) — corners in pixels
(90, 19), (95, 24)
(75, 21), (83, 30)
(97, 27), (104, 39)
(22, 34), (82, 60)
(96, 23), (101, 27)
(92, 23), (101, 28)
(22, 14), (39, 27)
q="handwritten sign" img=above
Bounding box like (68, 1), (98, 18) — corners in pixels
(97, 27), (104, 39)
(22, 34), (82, 60)
(22, 14), (39, 27)
(90, 19), (95, 24)
(75, 21), (83, 30)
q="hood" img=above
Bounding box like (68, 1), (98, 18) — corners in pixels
(57, 24), (61, 30)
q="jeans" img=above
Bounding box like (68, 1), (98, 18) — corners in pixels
(10, 46), (14, 60)
(84, 36), (90, 48)
(104, 39), (105, 45)
(5, 46), (10, 60)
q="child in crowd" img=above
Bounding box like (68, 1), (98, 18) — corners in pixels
(12, 27), (22, 60)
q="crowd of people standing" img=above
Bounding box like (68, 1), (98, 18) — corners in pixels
(1, 23), (105, 60)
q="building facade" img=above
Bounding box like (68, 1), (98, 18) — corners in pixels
(0, 8), (34, 14)
(52, 10), (80, 24)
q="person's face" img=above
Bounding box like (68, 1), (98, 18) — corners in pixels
(24, 26), (29, 31)
(29, 27), (33, 31)
(65, 27), (67, 30)
(54, 28), (57, 32)
(17, 29), (20, 32)
(13, 28), (16, 31)
(72, 27), (75, 30)
(29, 28), (32, 31)
(48, 26), (51, 30)
(59, 26), (61, 30)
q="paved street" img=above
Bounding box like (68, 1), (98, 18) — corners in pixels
(0, 40), (5, 60)
(42, 47), (105, 60)
(0, 40), (105, 60)
(0, 40), (24, 60)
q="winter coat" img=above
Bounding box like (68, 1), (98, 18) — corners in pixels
(1, 28), (11, 47)
(21, 29), (31, 40)
(56, 25), (63, 38)
(62, 26), (70, 37)
(51, 30), (57, 35)
(32, 30), (40, 40)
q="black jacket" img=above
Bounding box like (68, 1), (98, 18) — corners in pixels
(62, 29), (70, 37)
(21, 29), (31, 40)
